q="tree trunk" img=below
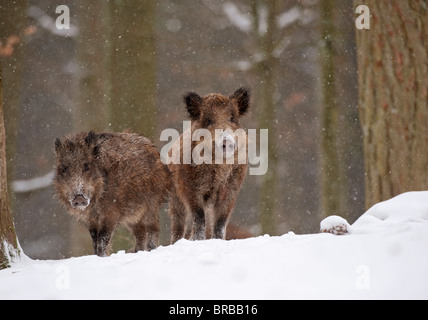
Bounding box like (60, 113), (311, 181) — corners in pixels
(356, 0), (428, 209)
(335, 0), (364, 223)
(0, 59), (20, 269)
(0, 0), (27, 204)
(252, 0), (281, 235)
(75, 2), (110, 132)
(319, 0), (342, 217)
(108, 0), (157, 140)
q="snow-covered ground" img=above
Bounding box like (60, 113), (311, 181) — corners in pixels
(1, 191), (428, 300)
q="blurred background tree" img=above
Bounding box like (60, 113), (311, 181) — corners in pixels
(108, 0), (157, 139)
(75, 1), (109, 133)
(320, 0), (362, 219)
(319, 0), (341, 218)
(0, 0), (27, 202)
(250, 0), (281, 235)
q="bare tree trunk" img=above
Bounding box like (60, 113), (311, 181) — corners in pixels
(319, 0), (342, 217)
(356, 0), (428, 209)
(335, 0), (364, 223)
(108, 0), (157, 140)
(0, 59), (20, 269)
(252, 0), (280, 235)
(75, 2), (110, 132)
(0, 0), (27, 203)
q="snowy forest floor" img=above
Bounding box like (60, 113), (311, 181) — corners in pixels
(1, 191), (428, 299)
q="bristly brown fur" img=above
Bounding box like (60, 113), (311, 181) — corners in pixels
(169, 88), (250, 243)
(54, 131), (171, 256)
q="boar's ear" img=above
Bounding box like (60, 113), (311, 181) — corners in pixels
(85, 131), (97, 147)
(230, 88), (250, 116)
(184, 92), (202, 121)
(55, 138), (62, 153)
(66, 140), (75, 151)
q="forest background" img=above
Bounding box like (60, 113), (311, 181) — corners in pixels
(1, 0), (426, 260)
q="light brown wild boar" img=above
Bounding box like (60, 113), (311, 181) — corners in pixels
(54, 131), (170, 256)
(168, 88), (249, 243)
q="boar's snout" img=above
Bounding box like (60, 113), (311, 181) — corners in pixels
(71, 194), (90, 210)
(218, 134), (236, 158)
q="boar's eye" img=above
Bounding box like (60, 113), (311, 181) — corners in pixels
(60, 165), (68, 174)
(203, 118), (214, 127)
(230, 116), (236, 123)
(83, 163), (90, 172)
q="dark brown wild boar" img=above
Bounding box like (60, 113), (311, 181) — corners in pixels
(168, 88), (249, 243)
(54, 131), (170, 256)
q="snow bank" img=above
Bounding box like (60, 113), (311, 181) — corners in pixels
(353, 191), (428, 232)
(1, 192), (428, 299)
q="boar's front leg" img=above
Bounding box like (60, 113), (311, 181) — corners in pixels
(89, 222), (116, 257)
(89, 227), (98, 254)
(191, 207), (206, 241)
(132, 214), (160, 252)
(212, 209), (230, 239)
(212, 167), (247, 239)
(96, 227), (113, 257)
(212, 188), (238, 239)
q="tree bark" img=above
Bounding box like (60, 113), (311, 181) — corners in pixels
(0, 59), (20, 269)
(356, 0), (428, 209)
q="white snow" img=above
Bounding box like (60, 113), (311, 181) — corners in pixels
(1, 240), (22, 268)
(11, 170), (55, 193)
(1, 191), (428, 299)
(223, 2), (253, 33)
(276, 6), (301, 29)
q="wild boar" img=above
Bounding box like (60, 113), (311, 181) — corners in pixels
(54, 131), (170, 256)
(168, 88), (249, 243)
